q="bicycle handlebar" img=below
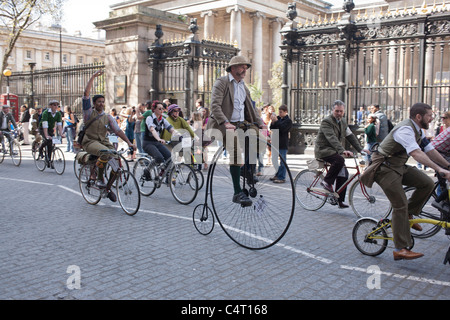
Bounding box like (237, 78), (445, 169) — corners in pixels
(99, 146), (134, 156)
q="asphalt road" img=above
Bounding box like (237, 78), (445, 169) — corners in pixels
(1, 144), (449, 306)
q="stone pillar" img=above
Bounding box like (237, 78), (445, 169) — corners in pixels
(227, 5), (245, 53)
(250, 11), (265, 87)
(270, 18), (284, 64)
(200, 10), (217, 40)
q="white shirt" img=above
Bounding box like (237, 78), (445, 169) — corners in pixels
(393, 120), (434, 155)
(228, 73), (246, 122)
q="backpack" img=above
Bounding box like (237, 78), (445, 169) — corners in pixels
(387, 119), (394, 133)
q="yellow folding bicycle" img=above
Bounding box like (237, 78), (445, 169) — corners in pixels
(352, 174), (450, 264)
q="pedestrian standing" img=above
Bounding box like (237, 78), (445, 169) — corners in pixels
(134, 103), (145, 154)
(364, 114), (378, 163)
(269, 104), (292, 183)
(63, 106), (76, 152)
(20, 105), (31, 145)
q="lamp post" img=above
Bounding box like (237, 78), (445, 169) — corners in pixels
(29, 62), (36, 108)
(51, 23), (63, 105)
(3, 68), (12, 106)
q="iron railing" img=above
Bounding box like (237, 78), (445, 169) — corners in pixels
(281, 1), (450, 148)
(148, 21), (238, 117)
(3, 63), (105, 115)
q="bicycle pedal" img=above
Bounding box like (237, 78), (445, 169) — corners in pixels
(327, 197), (338, 205)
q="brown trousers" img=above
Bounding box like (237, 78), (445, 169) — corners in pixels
(374, 164), (434, 249)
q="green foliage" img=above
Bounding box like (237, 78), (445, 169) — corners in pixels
(268, 59), (283, 109)
(248, 73), (264, 110)
(0, 0), (65, 87)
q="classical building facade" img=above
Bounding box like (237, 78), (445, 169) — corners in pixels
(0, 26), (105, 73)
(95, 0), (333, 108)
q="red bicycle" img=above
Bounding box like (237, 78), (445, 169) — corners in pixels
(294, 153), (391, 220)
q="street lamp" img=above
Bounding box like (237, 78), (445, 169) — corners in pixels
(51, 23), (63, 105)
(29, 63), (36, 108)
(3, 68), (12, 106)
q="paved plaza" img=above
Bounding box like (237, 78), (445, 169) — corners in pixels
(0, 144), (449, 305)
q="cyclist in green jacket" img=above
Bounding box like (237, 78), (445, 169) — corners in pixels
(38, 100), (65, 167)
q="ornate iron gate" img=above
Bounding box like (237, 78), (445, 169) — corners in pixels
(148, 21), (239, 117)
(281, 1), (450, 148)
(5, 63), (104, 115)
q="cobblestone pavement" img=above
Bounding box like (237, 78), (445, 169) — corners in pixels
(0, 144), (449, 304)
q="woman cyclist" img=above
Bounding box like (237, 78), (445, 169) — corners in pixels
(142, 101), (177, 165)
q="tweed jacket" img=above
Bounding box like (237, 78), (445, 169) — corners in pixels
(314, 114), (362, 159)
(206, 75), (263, 138)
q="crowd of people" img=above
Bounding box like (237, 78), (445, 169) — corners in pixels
(2, 54), (450, 264)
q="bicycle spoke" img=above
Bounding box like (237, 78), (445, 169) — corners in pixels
(169, 163), (198, 205)
(294, 169), (327, 211)
(116, 170), (140, 215)
(352, 218), (388, 256)
(350, 181), (391, 220)
(210, 142), (295, 250)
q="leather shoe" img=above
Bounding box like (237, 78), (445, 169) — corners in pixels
(409, 215), (422, 231)
(393, 248), (424, 261)
(107, 190), (117, 202)
(320, 181), (333, 193)
(338, 201), (349, 209)
(411, 223), (422, 231)
(232, 192), (252, 207)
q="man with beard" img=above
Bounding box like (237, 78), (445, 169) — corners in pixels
(207, 55), (265, 207)
(371, 103), (450, 261)
(81, 70), (136, 202)
(315, 100), (369, 208)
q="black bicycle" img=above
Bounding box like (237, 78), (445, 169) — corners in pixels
(0, 130), (21, 166)
(78, 147), (140, 215)
(33, 137), (65, 174)
(132, 141), (199, 205)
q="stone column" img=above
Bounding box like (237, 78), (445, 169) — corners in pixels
(200, 10), (217, 40)
(270, 18), (284, 64)
(227, 5), (245, 53)
(250, 11), (265, 87)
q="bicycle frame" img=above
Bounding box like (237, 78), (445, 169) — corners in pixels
(366, 218), (450, 242)
(309, 155), (366, 198)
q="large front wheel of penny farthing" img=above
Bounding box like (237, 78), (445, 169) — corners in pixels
(209, 143), (295, 250)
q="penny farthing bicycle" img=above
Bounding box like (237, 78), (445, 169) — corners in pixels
(192, 124), (295, 250)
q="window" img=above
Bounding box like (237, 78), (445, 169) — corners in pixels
(62, 54), (67, 64)
(78, 56), (84, 64)
(26, 50), (32, 60)
(44, 52), (50, 61)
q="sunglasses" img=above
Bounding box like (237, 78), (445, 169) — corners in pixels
(442, 117), (448, 119)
